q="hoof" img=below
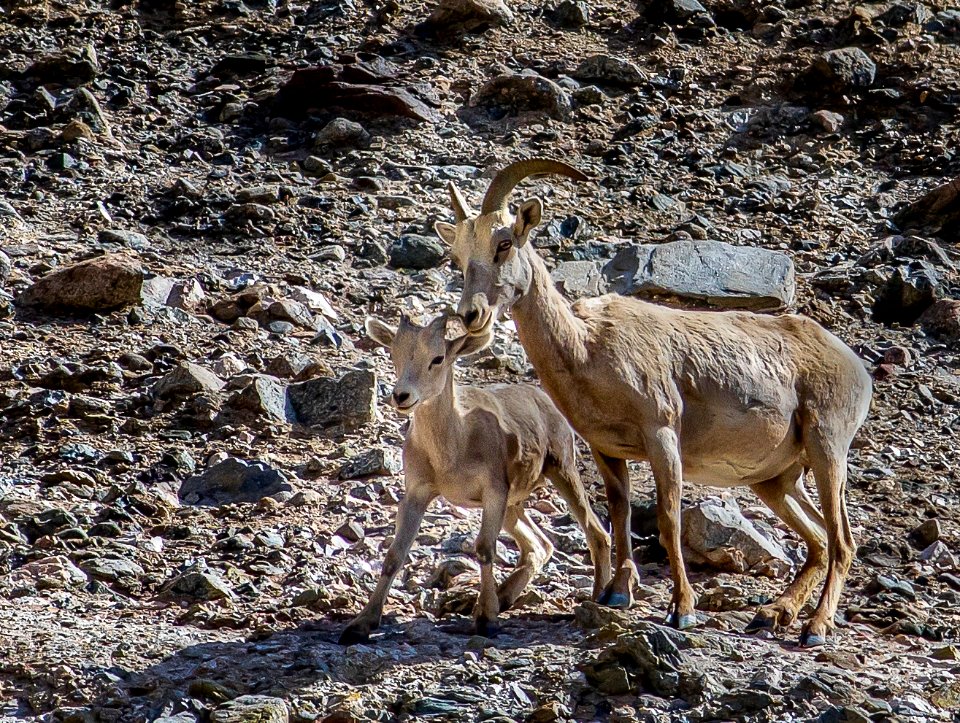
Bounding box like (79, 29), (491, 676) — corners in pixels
(665, 612), (698, 630)
(474, 618), (501, 638)
(745, 612), (776, 634)
(799, 630), (827, 648)
(338, 626), (371, 646)
(598, 590), (632, 609)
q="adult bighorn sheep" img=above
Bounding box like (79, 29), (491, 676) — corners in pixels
(436, 159), (872, 647)
(339, 313), (612, 644)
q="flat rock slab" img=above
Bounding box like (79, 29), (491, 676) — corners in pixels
(211, 695), (289, 723)
(602, 239), (796, 311)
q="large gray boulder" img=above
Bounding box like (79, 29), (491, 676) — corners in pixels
(179, 457), (294, 505)
(602, 239), (795, 311)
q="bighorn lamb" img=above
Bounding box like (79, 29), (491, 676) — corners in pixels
(339, 313), (611, 644)
(437, 159), (872, 647)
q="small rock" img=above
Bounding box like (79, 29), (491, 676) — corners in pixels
(154, 363), (226, 398)
(420, 0), (514, 33)
(159, 568), (234, 602)
(97, 229), (150, 249)
(810, 110), (844, 133)
(335, 520), (365, 543)
(79, 556), (145, 583)
(682, 498), (792, 577)
(303, 156), (333, 175)
(9, 555), (87, 590)
(910, 518), (941, 548)
(339, 448), (402, 479)
(17, 254), (144, 312)
(573, 55), (647, 87)
(470, 71), (571, 120)
(315, 118), (370, 150)
(389, 234), (446, 269)
(805, 48), (876, 93)
(871, 262), (940, 325)
(918, 299), (960, 342)
(552, 0), (589, 28)
(287, 369), (378, 431)
(0, 250), (11, 281)
(211, 695), (289, 723)
(882, 346), (913, 366)
(179, 458), (295, 505)
(224, 375), (294, 423)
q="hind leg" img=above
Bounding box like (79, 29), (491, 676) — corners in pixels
(497, 505), (553, 612)
(799, 431), (856, 647)
(746, 466), (828, 634)
(545, 460), (612, 600)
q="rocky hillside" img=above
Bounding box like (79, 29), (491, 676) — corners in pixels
(1, 0), (959, 721)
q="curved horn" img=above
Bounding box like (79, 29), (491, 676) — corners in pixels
(448, 182), (471, 223)
(481, 158), (589, 215)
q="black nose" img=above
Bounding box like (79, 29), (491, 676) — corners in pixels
(393, 391), (410, 405)
(464, 309), (479, 326)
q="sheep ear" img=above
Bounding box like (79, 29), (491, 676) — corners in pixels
(435, 221), (457, 246)
(512, 198), (542, 248)
(447, 331), (491, 359)
(365, 317), (397, 348)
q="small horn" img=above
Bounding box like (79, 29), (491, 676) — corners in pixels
(481, 158), (589, 215)
(448, 182), (471, 223)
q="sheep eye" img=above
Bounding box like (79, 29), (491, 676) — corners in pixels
(430, 355), (444, 367)
(497, 239), (512, 252)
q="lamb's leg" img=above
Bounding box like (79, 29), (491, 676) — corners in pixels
(591, 449), (638, 609)
(645, 425), (697, 630)
(497, 505), (552, 612)
(473, 484), (508, 636)
(339, 484), (434, 645)
(747, 467), (828, 634)
(799, 432), (855, 648)
(545, 461), (612, 600)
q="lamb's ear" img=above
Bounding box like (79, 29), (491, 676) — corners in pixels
(512, 198), (542, 248)
(365, 317), (397, 349)
(434, 221), (457, 246)
(447, 330), (492, 359)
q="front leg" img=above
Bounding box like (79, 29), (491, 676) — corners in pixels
(339, 483), (435, 645)
(646, 425), (697, 630)
(473, 481), (508, 637)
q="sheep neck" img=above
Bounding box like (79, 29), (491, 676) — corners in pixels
(511, 245), (589, 375)
(410, 366), (464, 455)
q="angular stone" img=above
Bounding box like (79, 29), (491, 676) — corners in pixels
(602, 240), (796, 311)
(339, 448), (402, 479)
(97, 229), (150, 249)
(894, 177), (960, 240)
(389, 234), (446, 269)
(159, 568), (234, 602)
(551, 260), (606, 299)
(920, 299), (960, 340)
(0, 250), (11, 281)
(681, 498), (791, 577)
(315, 118), (370, 149)
(224, 375), (294, 423)
(17, 254), (144, 312)
(79, 556), (145, 582)
(179, 458), (294, 505)
(573, 55), (647, 87)
(871, 262), (940, 325)
(471, 71), (570, 120)
(805, 48), (876, 92)
(9, 555), (87, 590)
(211, 696), (289, 723)
(287, 370), (377, 431)
(154, 363), (225, 398)
(420, 0), (514, 33)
